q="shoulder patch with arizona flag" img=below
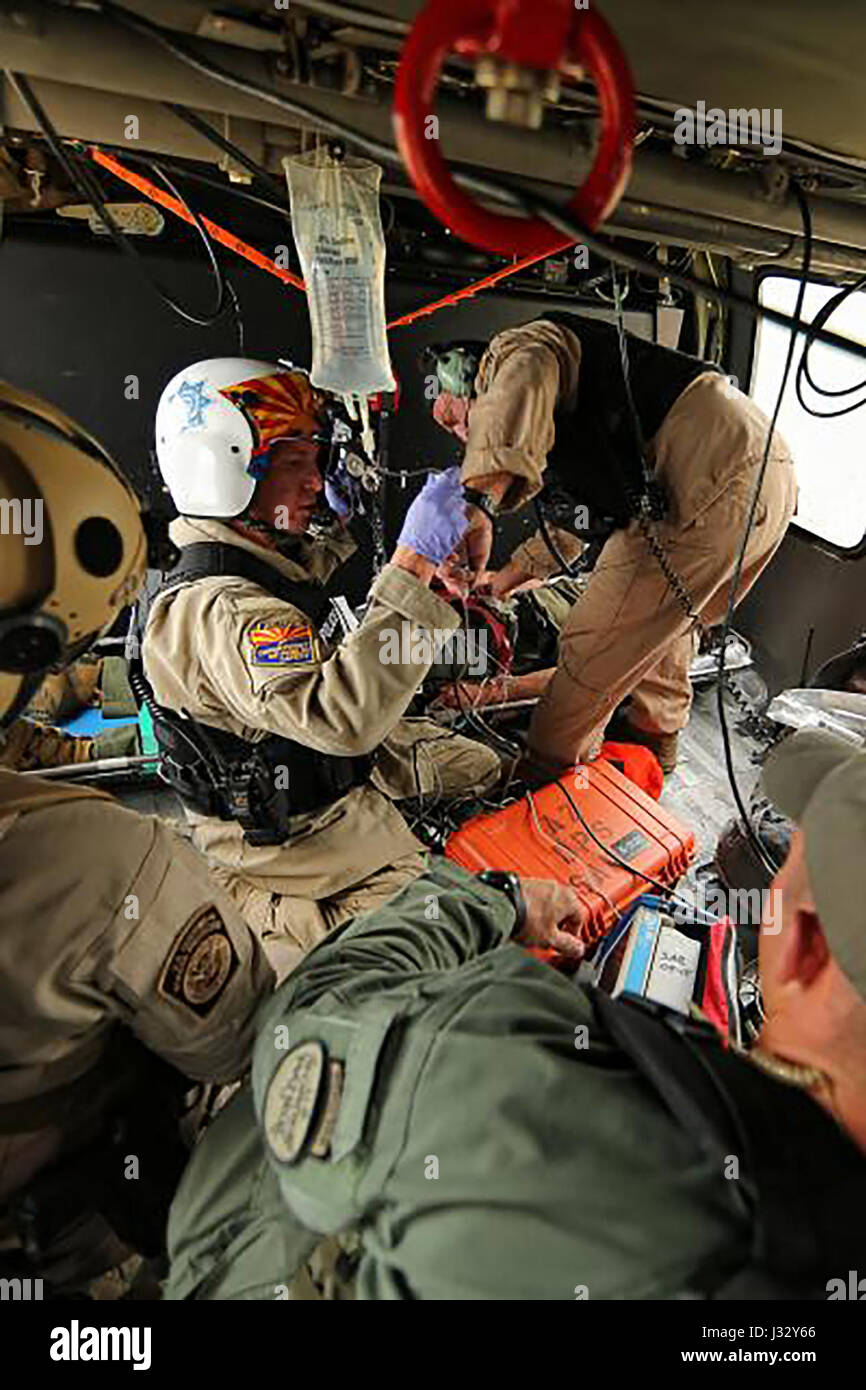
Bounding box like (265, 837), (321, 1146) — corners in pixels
(248, 619), (319, 667)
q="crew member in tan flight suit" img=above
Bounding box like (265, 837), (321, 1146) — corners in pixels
(0, 382), (274, 1293)
(425, 319), (797, 772)
(143, 358), (499, 974)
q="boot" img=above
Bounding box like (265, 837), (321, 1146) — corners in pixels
(606, 715), (679, 774)
(514, 748), (569, 790)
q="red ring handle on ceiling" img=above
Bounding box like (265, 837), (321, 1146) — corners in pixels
(393, 0), (636, 259)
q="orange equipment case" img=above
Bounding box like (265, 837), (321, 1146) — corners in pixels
(446, 760), (695, 947)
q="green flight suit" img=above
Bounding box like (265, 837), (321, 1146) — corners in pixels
(166, 860), (753, 1300)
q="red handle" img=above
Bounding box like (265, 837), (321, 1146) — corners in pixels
(393, 0), (635, 258)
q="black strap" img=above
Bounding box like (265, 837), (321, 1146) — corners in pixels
(592, 989), (866, 1297)
(162, 540), (332, 625)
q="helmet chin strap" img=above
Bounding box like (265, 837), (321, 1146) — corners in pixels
(235, 511), (280, 537)
(230, 511), (306, 556)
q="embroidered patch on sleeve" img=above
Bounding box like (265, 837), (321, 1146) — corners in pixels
(159, 904), (239, 1017)
(248, 621), (319, 668)
(264, 1041), (326, 1165)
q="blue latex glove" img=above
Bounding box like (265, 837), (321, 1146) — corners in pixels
(324, 458), (364, 520)
(396, 466), (469, 564)
(324, 475), (352, 520)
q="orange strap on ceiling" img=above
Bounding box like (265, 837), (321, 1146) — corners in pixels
(89, 147), (306, 291)
(89, 148), (558, 332)
(386, 247), (561, 328)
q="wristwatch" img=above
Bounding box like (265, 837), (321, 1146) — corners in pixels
(477, 869), (527, 935)
(462, 486), (501, 521)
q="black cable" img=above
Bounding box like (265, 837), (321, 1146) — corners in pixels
(96, 0), (403, 167)
(147, 161), (227, 325)
(12, 79), (144, 266)
(92, 0), (866, 366)
(555, 778), (716, 923)
(609, 261), (666, 517)
(794, 273), (866, 418)
(163, 101), (290, 206)
(5, 69), (90, 198)
(297, 0), (409, 35)
(533, 497), (585, 578)
(508, 185), (866, 363)
(225, 275), (245, 353)
(452, 671), (520, 758)
(116, 151), (292, 217)
(7, 69), (230, 328)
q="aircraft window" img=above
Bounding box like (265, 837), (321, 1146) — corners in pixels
(752, 274), (866, 550)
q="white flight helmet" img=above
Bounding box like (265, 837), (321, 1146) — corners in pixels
(155, 358), (329, 518)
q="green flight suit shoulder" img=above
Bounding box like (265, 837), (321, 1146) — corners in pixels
(250, 860), (752, 1299)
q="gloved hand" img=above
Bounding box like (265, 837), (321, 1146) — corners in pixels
(324, 475), (352, 520)
(396, 466), (470, 565)
(324, 459), (362, 520)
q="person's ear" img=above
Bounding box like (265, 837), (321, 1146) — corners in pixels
(777, 907), (831, 988)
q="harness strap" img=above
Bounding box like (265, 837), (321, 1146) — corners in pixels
(162, 540), (332, 625)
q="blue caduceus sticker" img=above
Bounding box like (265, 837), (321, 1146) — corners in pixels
(174, 378), (214, 431)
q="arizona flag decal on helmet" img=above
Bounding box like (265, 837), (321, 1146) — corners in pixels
(220, 371), (327, 460)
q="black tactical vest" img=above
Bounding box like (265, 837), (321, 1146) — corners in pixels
(537, 311), (721, 526)
(145, 542), (372, 845)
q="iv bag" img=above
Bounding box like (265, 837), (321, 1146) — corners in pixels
(285, 151), (396, 398)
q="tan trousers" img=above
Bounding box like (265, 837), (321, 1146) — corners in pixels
(528, 375), (798, 767)
(214, 850), (428, 982)
(210, 726), (497, 979)
(373, 718), (502, 800)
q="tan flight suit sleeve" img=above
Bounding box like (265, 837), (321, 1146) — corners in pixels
(200, 564), (461, 757)
(461, 320), (582, 509)
(510, 526), (586, 581)
(1, 794), (274, 1086)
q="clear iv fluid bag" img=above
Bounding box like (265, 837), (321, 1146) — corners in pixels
(285, 152), (396, 397)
